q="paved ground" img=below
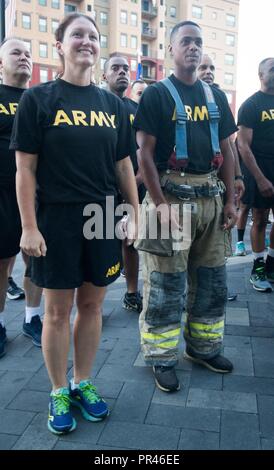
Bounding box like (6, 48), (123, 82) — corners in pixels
(0, 225), (274, 451)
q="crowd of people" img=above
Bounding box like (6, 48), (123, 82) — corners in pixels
(0, 13), (273, 434)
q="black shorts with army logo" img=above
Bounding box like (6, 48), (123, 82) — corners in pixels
(28, 202), (122, 289)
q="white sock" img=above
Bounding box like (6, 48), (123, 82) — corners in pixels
(268, 248), (274, 258)
(253, 251), (265, 260)
(0, 312), (4, 327)
(25, 306), (41, 323)
(70, 378), (79, 390)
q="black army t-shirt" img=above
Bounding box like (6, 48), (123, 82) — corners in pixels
(0, 84), (24, 188)
(10, 79), (131, 204)
(122, 97), (138, 171)
(237, 91), (274, 161)
(133, 75), (237, 174)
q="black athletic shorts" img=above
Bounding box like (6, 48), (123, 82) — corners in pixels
(0, 186), (21, 259)
(28, 202), (122, 289)
(241, 159), (274, 209)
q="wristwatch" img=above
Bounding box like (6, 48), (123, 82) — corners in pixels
(235, 175), (244, 181)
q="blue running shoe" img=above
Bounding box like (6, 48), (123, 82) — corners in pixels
(69, 379), (109, 421)
(48, 387), (76, 434)
(234, 241), (246, 256)
(23, 315), (42, 347)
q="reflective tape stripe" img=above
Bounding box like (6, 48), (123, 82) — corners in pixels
(142, 328), (181, 341)
(190, 320), (224, 331)
(185, 326), (223, 339)
(157, 340), (179, 349)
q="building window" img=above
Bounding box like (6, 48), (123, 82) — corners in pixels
(159, 43), (163, 50)
(52, 45), (59, 60)
(100, 12), (108, 25)
(120, 10), (127, 24)
(170, 6), (176, 17)
(39, 43), (48, 58)
(52, 0), (60, 9)
(212, 11), (217, 20)
(40, 69), (48, 83)
(225, 91), (233, 104)
(131, 35), (137, 49)
(142, 43), (148, 56)
(224, 73), (233, 85)
(226, 34), (235, 46)
(65, 4), (76, 14)
(23, 40), (31, 52)
(192, 5), (202, 19)
(131, 0), (137, 3)
(100, 35), (108, 48)
(212, 32), (216, 40)
(131, 12), (137, 27)
(225, 53), (234, 66)
(39, 17), (47, 32)
(51, 19), (59, 33)
(226, 14), (236, 27)
(87, 5), (92, 12)
(120, 33), (127, 48)
(39, 0), (47, 5)
(131, 59), (137, 71)
(100, 58), (107, 71)
(22, 14), (31, 29)
(160, 21), (163, 27)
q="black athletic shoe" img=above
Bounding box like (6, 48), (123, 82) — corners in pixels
(23, 315), (42, 347)
(184, 348), (233, 373)
(152, 366), (180, 392)
(227, 293), (237, 301)
(123, 292), (143, 313)
(0, 324), (7, 358)
(7, 277), (25, 300)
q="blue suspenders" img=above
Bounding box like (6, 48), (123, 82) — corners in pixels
(161, 78), (221, 164)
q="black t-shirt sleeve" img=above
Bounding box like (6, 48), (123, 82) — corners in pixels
(133, 85), (161, 137)
(10, 89), (43, 154)
(237, 98), (257, 129)
(213, 88), (238, 141)
(116, 99), (131, 161)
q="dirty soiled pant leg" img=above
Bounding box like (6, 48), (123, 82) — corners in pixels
(184, 194), (227, 359)
(139, 250), (187, 367)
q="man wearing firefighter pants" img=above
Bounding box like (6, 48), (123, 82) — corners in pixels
(134, 21), (238, 392)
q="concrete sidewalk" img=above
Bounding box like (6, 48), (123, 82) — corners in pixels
(0, 227), (274, 451)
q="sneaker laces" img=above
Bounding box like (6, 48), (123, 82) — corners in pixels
(51, 391), (70, 416)
(254, 265), (267, 281)
(8, 277), (19, 290)
(79, 380), (101, 404)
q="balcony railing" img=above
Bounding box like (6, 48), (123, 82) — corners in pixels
(142, 6), (158, 18)
(142, 27), (157, 39)
(141, 49), (158, 59)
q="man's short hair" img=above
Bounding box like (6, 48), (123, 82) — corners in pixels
(259, 57), (274, 74)
(104, 53), (128, 73)
(170, 21), (201, 42)
(131, 79), (146, 89)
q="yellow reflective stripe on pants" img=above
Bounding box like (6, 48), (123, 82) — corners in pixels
(190, 320), (224, 331)
(142, 328), (181, 341)
(185, 327), (222, 339)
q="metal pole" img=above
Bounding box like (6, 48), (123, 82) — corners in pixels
(0, 0), (6, 42)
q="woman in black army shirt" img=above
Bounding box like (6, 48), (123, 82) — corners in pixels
(10, 13), (139, 434)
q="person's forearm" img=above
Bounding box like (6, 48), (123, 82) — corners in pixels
(16, 168), (37, 229)
(219, 143), (235, 204)
(116, 158), (139, 219)
(138, 149), (166, 207)
(237, 142), (265, 183)
(230, 139), (241, 176)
